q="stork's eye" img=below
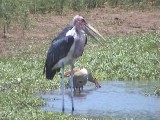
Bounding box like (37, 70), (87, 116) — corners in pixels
(81, 19), (85, 23)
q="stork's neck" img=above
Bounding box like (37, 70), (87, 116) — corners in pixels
(66, 26), (86, 58)
(75, 26), (83, 35)
(66, 26), (85, 38)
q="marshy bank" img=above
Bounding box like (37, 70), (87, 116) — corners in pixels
(0, 5), (160, 118)
(1, 33), (160, 119)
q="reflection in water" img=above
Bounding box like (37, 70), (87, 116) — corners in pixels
(40, 80), (160, 120)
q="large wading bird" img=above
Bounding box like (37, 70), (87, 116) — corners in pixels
(43, 15), (105, 112)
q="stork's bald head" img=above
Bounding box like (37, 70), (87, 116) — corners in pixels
(72, 15), (105, 44)
(73, 15), (86, 28)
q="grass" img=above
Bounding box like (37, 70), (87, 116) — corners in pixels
(78, 33), (160, 80)
(0, 33), (160, 119)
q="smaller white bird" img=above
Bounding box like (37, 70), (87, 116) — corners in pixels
(65, 67), (101, 92)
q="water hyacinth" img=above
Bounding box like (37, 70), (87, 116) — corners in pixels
(77, 33), (160, 80)
(0, 33), (159, 119)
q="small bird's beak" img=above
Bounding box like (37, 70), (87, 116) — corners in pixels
(83, 23), (106, 45)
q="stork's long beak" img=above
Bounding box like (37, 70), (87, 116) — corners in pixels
(83, 23), (106, 45)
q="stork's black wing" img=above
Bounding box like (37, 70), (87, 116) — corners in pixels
(53, 25), (73, 42)
(44, 35), (74, 80)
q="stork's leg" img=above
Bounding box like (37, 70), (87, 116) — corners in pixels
(70, 63), (74, 111)
(61, 63), (65, 112)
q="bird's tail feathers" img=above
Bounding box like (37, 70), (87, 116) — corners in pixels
(46, 69), (57, 80)
(43, 65), (46, 75)
(43, 60), (47, 75)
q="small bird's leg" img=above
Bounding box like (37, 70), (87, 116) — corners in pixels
(61, 63), (65, 112)
(70, 63), (74, 111)
(93, 78), (101, 88)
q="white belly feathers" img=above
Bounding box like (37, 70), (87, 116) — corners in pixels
(53, 27), (86, 69)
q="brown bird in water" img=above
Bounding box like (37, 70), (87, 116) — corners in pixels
(65, 67), (101, 92)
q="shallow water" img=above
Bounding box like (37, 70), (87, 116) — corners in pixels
(40, 80), (160, 119)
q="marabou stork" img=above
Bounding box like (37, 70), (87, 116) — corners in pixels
(43, 15), (105, 112)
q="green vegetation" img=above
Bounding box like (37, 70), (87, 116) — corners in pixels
(78, 33), (160, 80)
(154, 88), (160, 96)
(0, 33), (159, 119)
(0, 0), (106, 37)
(0, 0), (160, 119)
(107, 0), (160, 7)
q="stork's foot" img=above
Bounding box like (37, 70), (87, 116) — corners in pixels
(96, 85), (101, 88)
(72, 107), (74, 112)
(62, 107), (65, 113)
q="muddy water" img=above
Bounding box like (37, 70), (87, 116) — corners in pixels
(40, 80), (160, 119)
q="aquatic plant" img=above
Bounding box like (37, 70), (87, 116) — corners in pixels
(77, 33), (160, 81)
(0, 33), (159, 119)
(154, 88), (160, 96)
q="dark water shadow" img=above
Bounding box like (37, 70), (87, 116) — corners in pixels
(39, 80), (160, 120)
